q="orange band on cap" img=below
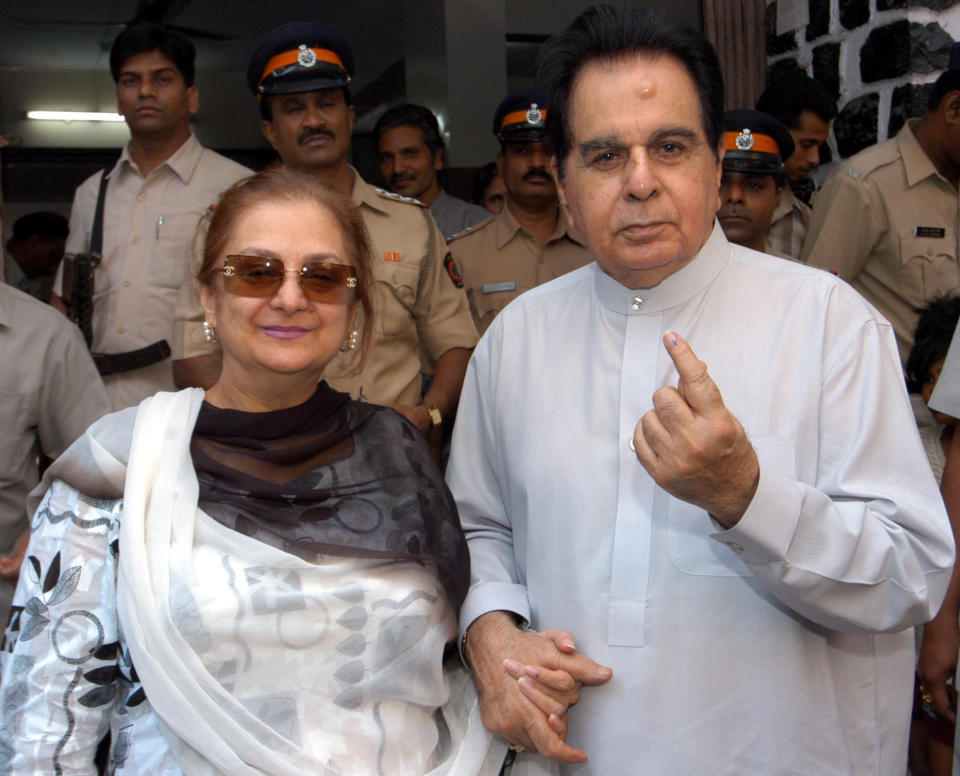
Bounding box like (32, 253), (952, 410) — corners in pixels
(259, 47), (345, 87)
(724, 131), (780, 155)
(500, 108), (548, 131)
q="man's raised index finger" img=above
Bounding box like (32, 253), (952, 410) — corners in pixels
(662, 332), (722, 410)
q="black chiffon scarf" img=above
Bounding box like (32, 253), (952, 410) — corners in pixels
(189, 382), (470, 612)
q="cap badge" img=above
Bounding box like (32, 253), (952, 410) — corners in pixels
(735, 128), (755, 151)
(297, 44), (317, 68)
(526, 103), (543, 124)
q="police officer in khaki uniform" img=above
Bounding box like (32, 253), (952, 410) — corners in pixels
(449, 88), (591, 333)
(802, 47), (960, 366)
(717, 109), (796, 259)
(172, 23), (478, 441)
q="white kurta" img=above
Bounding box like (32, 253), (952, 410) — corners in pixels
(447, 223), (955, 775)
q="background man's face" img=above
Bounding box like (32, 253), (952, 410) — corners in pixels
(376, 125), (442, 201)
(116, 49), (197, 136)
(483, 173), (506, 214)
(717, 171), (781, 250)
(555, 54), (722, 289)
(261, 88), (354, 171)
(497, 140), (556, 209)
(784, 110), (830, 181)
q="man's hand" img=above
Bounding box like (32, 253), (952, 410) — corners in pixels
(633, 332), (759, 528)
(0, 530), (30, 584)
(464, 611), (612, 763)
(918, 613), (959, 721)
(391, 404), (443, 460)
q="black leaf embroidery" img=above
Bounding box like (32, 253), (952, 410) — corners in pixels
(27, 556), (40, 584)
(83, 666), (119, 685)
(47, 567), (81, 606)
(126, 687), (146, 707)
(43, 552), (61, 594)
(94, 642), (119, 661)
(77, 685), (116, 708)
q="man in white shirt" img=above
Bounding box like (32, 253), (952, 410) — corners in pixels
(60, 23), (250, 410)
(448, 6), (955, 774)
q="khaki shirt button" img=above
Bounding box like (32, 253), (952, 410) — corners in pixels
(117, 325), (126, 334)
(132, 236), (140, 245)
(123, 281), (132, 288)
(137, 193), (147, 203)
(725, 541), (745, 553)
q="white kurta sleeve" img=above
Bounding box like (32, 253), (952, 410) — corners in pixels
(448, 339), (532, 637)
(0, 480), (123, 775)
(713, 314), (955, 633)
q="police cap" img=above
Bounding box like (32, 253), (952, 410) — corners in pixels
(722, 109), (795, 175)
(493, 88), (548, 143)
(247, 22), (354, 97)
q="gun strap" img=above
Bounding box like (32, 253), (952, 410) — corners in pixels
(90, 170), (109, 260)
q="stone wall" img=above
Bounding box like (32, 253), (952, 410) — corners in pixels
(766, 0), (960, 176)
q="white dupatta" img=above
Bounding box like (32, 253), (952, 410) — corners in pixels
(115, 389), (504, 775)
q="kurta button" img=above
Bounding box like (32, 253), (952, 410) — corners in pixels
(630, 295), (644, 311)
(137, 193), (147, 202)
(725, 542), (744, 553)
(628, 437), (636, 451)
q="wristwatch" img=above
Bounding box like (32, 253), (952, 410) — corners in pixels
(424, 404), (443, 428)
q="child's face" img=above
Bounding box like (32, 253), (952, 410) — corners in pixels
(923, 357), (958, 425)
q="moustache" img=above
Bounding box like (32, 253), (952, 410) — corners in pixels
(522, 168), (552, 182)
(390, 173), (416, 186)
(297, 127), (336, 144)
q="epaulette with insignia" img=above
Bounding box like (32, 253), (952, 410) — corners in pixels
(846, 167), (861, 180)
(373, 187), (426, 207)
(448, 214), (496, 242)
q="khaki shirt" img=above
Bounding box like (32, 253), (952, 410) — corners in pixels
(449, 204), (592, 333)
(0, 284), (111, 616)
(802, 121), (960, 364)
(174, 169), (478, 407)
(61, 134), (251, 410)
(766, 185), (810, 260)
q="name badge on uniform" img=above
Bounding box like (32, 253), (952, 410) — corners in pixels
(482, 281), (517, 294)
(915, 226), (946, 239)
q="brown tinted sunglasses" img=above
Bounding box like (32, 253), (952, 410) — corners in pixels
(220, 255), (358, 304)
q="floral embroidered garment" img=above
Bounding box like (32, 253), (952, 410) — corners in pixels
(0, 387), (503, 775)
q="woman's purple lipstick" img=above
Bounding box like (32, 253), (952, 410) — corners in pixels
(262, 325), (310, 339)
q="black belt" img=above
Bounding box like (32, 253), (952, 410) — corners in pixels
(92, 340), (171, 376)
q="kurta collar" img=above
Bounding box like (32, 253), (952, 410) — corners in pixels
(593, 221), (730, 315)
(112, 133), (204, 184)
(898, 119), (943, 189)
(494, 203), (583, 249)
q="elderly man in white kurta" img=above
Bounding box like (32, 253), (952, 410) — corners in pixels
(446, 7), (956, 775)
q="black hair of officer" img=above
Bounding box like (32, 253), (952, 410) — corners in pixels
(10, 212), (69, 242)
(471, 162), (499, 206)
(493, 87), (550, 151)
(906, 295), (960, 394)
(538, 5), (724, 179)
(372, 104), (445, 156)
(247, 22), (355, 122)
(756, 69), (837, 130)
(722, 109), (795, 181)
(929, 42), (960, 111)
(110, 23), (196, 87)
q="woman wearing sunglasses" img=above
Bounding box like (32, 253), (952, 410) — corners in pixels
(0, 169), (504, 775)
